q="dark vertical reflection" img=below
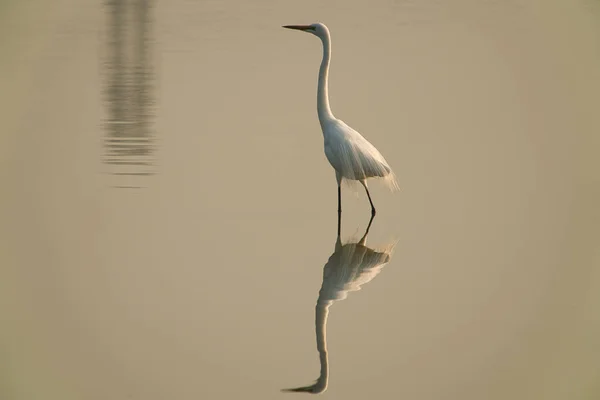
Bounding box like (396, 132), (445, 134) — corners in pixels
(283, 216), (396, 394)
(103, 0), (156, 186)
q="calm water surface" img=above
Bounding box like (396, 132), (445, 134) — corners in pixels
(2, 1), (599, 399)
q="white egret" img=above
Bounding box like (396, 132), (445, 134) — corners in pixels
(282, 215), (396, 394)
(283, 23), (398, 215)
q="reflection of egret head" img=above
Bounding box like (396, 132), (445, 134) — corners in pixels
(283, 219), (396, 394)
(281, 378), (327, 394)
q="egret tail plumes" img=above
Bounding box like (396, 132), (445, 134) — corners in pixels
(325, 120), (399, 191)
(283, 23), (399, 213)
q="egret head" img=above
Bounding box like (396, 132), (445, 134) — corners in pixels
(282, 23), (329, 39)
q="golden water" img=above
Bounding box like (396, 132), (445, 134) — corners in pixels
(1, 1), (599, 399)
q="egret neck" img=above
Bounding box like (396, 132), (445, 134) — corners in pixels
(317, 31), (334, 127)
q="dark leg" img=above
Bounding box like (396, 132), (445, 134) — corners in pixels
(359, 212), (375, 244)
(337, 208), (341, 238)
(337, 185), (342, 213)
(337, 185), (342, 237)
(364, 186), (376, 216)
(365, 212), (375, 237)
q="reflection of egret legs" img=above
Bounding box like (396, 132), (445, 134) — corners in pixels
(359, 213), (375, 245)
(338, 200), (375, 246)
(337, 207), (342, 238)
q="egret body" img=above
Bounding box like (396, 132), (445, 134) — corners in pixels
(283, 23), (398, 215)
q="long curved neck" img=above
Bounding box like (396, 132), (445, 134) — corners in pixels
(317, 32), (334, 126)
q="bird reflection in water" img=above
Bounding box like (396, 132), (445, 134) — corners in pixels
(282, 215), (396, 394)
(103, 0), (156, 187)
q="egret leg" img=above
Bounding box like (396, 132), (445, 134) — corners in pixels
(337, 184), (342, 213)
(363, 185), (376, 216)
(337, 184), (342, 236)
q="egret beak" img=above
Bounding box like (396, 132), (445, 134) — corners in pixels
(282, 25), (312, 31)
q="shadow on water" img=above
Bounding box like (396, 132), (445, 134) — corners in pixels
(103, 0), (156, 188)
(282, 214), (397, 394)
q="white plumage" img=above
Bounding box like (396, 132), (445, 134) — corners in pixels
(324, 119), (396, 183)
(284, 22), (398, 214)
